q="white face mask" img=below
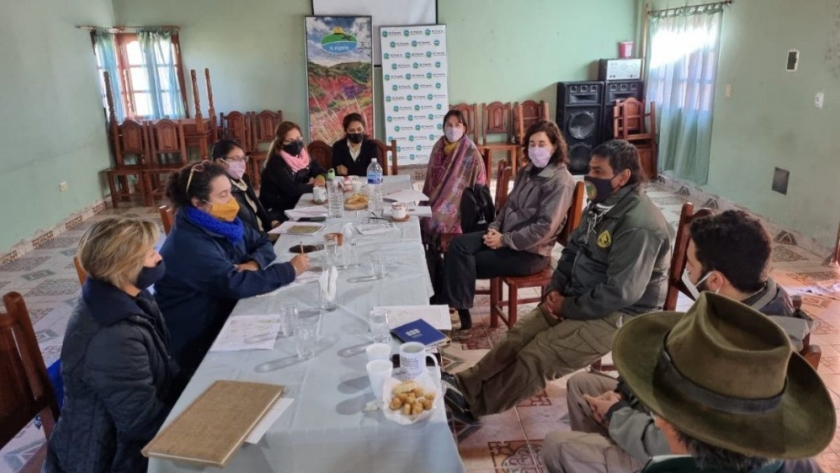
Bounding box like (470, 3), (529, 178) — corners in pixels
(444, 126), (464, 143)
(682, 269), (714, 300)
(528, 146), (552, 168)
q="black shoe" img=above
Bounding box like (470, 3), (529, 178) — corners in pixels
(457, 309), (472, 330)
(441, 372), (478, 424)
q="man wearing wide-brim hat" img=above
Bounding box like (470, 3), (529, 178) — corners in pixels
(612, 293), (835, 473)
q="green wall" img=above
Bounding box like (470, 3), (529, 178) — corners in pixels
(113, 0), (638, 141)
(0, 0), (114, 251)
(646, 0), (840, 248)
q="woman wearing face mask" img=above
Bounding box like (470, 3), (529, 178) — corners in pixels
(331, 112), (382, 177)
(440, 121), (575, 330)
(155, 161), (310, 377)
(44, 217), (179, 473)
(259, 121), (327, 220)
(211, 139), (277, 233)
(421, 109), (488, 242)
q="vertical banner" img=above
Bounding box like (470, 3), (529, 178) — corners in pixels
(305, 16), (374, 145)
(380, 25), (448, 166)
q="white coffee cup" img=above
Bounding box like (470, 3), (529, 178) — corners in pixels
(391, 202), (407, 220)
(366, 343), (391, 362)
(399, 342), (439, 379)
(366, 359), (393, 401)
(352, 180), (364, 192)
(313, 186), (327, 202)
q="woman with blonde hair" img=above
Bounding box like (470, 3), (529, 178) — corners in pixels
(259, 121), (327, 219)
(45, 217), (178, 473)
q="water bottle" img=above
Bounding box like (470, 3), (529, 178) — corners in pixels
(328, 179), (344, 219)
(366, 158), (384, 213)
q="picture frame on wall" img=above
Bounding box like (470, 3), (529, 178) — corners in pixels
(304, 16), (374, 144)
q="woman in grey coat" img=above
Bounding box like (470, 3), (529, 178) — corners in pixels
(44, 217), (179, 473)
(441, 120), (576, 329)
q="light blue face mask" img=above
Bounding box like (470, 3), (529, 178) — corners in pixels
(682, 269), (716, 299)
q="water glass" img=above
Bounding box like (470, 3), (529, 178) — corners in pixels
(368, 255), (386, 280)
(295, 313), (320, 360)
(323, 235), (339, 266)
(320, 266), (339, 312)
(370, 309), (390, 343)
(278, 304), (297, 338)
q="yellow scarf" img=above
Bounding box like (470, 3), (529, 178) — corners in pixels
(443, 138), (460, 155)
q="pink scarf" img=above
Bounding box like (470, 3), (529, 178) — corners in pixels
(279, 147), (311, 173)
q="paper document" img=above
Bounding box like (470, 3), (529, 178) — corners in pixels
(376, 305), (452, 331)
(269, 221), (325, 235)
(210, 315), (282, 352)
(256, 270), (320, 297)
(384, 189), (429, 203)
(406, 205), (433, 217)
(356, 222), (398, 235)
(285, 206), (328, 220)
(245, 398), (295, 444)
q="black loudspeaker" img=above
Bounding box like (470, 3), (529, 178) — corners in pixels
(556, 81), (604, 174)
(602, 80), (644, 140)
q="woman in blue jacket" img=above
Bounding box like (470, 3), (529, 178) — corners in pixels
(155, 161), (310, 377)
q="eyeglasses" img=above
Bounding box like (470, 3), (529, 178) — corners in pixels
(185, 161), (208, 194)
(223, 155), (249, 163)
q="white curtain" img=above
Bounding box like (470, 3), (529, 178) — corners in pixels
(138, 30), (185, 119)
(646, 4), (724, 185)
(93, 32), (126, 121)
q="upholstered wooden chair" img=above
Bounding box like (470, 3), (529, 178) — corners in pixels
(73, 257), (86, 286)
(219, 111), (252, 152)
(369, 139), (399, 176)
(612, 98), (658, 179)
(449, 103), (479, 144)
(143, 119), (188, 205)
(513, 100), (549, 144)
(306, 140), (333, 172)
(159, 205), (175, 236)
(249, 110), (283, 189)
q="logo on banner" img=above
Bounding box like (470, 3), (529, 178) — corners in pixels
(390, 41), (396, 48)
(393, 105), (399, 112)
(384, 74), (390, 81)
(435, 104), (442, 110)
(407, 115), (414, 121)
(410, 153), (416, 159)
(405, 73), (412, 80)
(428, 113), (435, 120)
(437, 123), (443, 130)
(403, 29), (410, 37)
(384, 53), (390, 60)
(426, 94), (433, 100)
(321, 27), (358, 53)
(386, 95), (392, 101)
(435, 82), (442, 89)
(416, 144), (422, 150)
(382, 31), (389, 37)
(435, 61), (442, 68)
(412, 62), (419, 69)
(434, 39), (440, 46)
(429, 134), (436, 140)
(408, 135), (415, 142)
(387, 116), (393, 123)
(394, 126), (401, 132)
(425, 29), (431, 36)
(404, 52), (411, 59)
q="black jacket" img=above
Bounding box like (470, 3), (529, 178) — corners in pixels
(44, 279), (178, 473)
(230, 175), (272, 232)
(331, 137), (381, 177)
(259, 154), (327, 218)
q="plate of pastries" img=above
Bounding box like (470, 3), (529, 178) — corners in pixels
(382, 374), (441, 425)
(344, 193), (369, 210)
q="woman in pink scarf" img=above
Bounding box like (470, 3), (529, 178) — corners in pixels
(421, 110), (488, 243)
(259, 121), (327, 221)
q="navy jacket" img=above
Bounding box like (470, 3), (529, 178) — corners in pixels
(44, 279), (178, 473)
(154, 211), (296, 376)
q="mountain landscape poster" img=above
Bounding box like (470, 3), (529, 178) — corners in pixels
(305, 16), (374, 145)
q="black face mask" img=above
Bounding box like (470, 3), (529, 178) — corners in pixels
(347, 133), (364, 144)
(136, 260), (166, 290)
(282, 140), (304, 156)
(584, 175), (618, 204)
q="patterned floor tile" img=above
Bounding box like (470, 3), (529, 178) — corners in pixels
(25, 279), (80, 297)
(21, 270), (55, 281)
(488, 440), (540, 472)
(650, 195), (688, 206)
(35, 237), (78, 250)
(27, 308), (52, 325)
(773, 245), (809, 263)
(1, 439), (44, 473)
(784, 271), (840, 285)
(0, 256), (51, 273)
(59, 248), (77, 257)
(34, 328), (59, 344)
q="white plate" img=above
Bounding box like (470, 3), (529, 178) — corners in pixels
(381, 371), (441, 425)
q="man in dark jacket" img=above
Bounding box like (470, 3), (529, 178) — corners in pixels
(542, 210), (815, 473)
(443, 140), (673, 422)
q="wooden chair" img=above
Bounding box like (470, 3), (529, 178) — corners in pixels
(612, 98), (658, 179)
(182, 69), (216, 161)
(481, 101), (512, 146)
(73, 257), (85, 286)
(249, 110), (284, 189)
(369, 139), (399, 176)
(513, 100), (549, 144)
(791, 296), (822, 370)
(449, 103), (479, 144)
(143, 119), (188, 205)
(490, 180), (586, 328)
(307, 140), (333, 172)
(663, 202), (715, 311)
(1, 292), (60, 473)
(159, 205), (175, 236)
(219, 111), (252, 152)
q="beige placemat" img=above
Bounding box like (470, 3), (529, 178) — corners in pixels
(142, 380), (284, 468)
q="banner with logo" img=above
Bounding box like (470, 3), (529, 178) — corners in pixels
(305, 16), (374, 144)
(380, 25), (448, 166)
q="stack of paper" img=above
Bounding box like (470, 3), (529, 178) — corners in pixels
(210, 315), (283, 352)
(356, 222), (398, 235)
(285, 206), (328, 220)
(384, 189), (429, 203)
(376, 305), (452, 331)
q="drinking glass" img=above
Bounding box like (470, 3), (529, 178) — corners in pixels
(278, 303), (297, 338)
(369, 309), (390, 344)
(320, 270), (339, 312)
(295, 313), (320, 360)
(368, 255), (386, 280)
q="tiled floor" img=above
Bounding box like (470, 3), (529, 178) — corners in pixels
(2, 185), (840, 473)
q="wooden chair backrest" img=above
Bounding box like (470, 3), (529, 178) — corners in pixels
(790, 296), (822, 370)
(370, 139), (399, 176)
(557, 181), (586, 247)
(481, 101), (512, 145)
(306, 140), (333, 171)
(73, 257), (85, 286)
(495, 160), (512, 212)
(0, 292), (59, 447)
(251, 110), (284, 150)
(114, 119), (149, 168)
(148, 119), (187, 166)
(159, 205), (175, 236)
(613, 98), (656, 142)
(220, 111), (252, 151)
(663, 202), (715, 311)
(513, 100), (549, 143)
(449, 103), (479, 143)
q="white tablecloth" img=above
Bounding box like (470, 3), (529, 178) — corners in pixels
(148, 176), (465, 473)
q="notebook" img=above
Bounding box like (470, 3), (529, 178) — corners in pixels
(391, 318), (448, 347)
(142, 380), (284, 468)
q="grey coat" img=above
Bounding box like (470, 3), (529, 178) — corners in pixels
(488, 162), (575, 256)
(44, 278), (179, 473)
(549, 183), (674, 320)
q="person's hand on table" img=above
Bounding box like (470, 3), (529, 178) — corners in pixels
(336, 165), (348, 176)
(290, 254), (310, 275)
(271, 220), (281, 229)
(236, 261), (260, 272)
(583, 392), (623, 427)
(313, 175), (326, 186)
(483, 229), (503, 250)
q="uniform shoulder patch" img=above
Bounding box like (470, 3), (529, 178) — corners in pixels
(597, 230), (612, 248)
